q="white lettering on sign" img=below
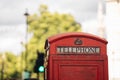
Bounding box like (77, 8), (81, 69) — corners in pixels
(57, 46), (100, 54)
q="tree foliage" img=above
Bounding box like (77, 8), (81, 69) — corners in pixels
(0, 52), (21, 79)
(28, 5), (81, 53)
(25, 5), (81, 72)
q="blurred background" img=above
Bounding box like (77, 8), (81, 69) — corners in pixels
(0, 0), (120, 80)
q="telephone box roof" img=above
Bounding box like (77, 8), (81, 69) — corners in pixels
(44, 32), (108, 49)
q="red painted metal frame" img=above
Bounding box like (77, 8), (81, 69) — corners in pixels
(44, 32), (108, 80)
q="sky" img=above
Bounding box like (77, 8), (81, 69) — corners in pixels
(0, 0), (100, 25)
(0, 0), (102, 54)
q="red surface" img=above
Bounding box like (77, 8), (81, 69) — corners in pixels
(45, 32), (108, 80)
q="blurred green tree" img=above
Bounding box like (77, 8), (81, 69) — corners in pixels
(28, 5), (81, 52)
(0, 52), (21, 79)
(24, 4), (81, 74)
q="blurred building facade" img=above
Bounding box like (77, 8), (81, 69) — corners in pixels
(82, 0), (120, 80)
(106, 0), (120, 80)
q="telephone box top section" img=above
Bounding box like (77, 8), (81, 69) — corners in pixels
(45, 32), (108, 55)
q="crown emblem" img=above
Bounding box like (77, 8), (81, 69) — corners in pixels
(74, 38), (82, 45)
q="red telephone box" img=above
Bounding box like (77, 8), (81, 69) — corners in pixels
(44, 32), (108, 80)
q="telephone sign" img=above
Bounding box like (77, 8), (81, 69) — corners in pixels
(44, 32), (108, 80)
(57, 46), (100, 54)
